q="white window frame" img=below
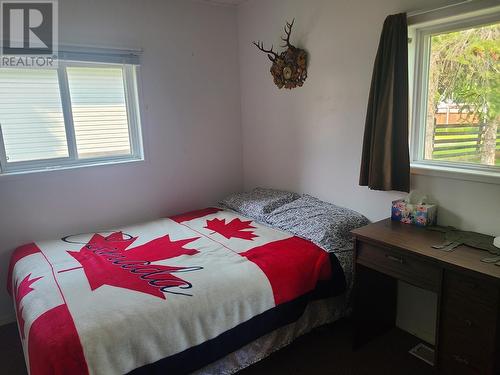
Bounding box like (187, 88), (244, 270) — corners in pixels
(409, 6), (500, 184)
(0, 59), (143, 175)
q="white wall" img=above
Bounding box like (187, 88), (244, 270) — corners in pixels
(0, 0), (242, 324)
(238, 0), (500, 236)
(238, 0), (500, 342)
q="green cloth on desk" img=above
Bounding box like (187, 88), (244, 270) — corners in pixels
(427, 226), (500, 258)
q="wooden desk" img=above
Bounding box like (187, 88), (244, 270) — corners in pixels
(352, 219), (500, 374)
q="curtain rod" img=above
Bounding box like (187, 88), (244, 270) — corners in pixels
(407, 0), (475, 18)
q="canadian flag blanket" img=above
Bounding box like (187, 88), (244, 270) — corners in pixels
(8, 207), (346, 375)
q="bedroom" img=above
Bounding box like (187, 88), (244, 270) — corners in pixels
(0, 0), (499, 374)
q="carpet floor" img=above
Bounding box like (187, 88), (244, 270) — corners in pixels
(0, 319), (437, 374)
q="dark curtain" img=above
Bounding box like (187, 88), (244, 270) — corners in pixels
(359, 13), (410, 192)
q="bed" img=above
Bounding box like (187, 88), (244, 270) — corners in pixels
(8, 189), (368, 375)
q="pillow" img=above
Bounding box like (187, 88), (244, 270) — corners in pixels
(264, 194), (369, 252)
(219, 187), (300, 221)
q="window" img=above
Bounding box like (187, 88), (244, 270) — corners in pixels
(0, 53), (142, 174)
(410, 8), (500, 178)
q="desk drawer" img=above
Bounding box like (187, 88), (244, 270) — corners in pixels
(440, 319), (495, 375)
(444, 272), (498, 311)
(441, 272), (498, 340)
(356, 241), (441, 291)
(439, 271), (499, 374)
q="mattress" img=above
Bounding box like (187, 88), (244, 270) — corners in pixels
(8, 207), (349, 374)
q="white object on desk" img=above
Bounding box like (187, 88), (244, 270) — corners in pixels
(494, 236), (500, 249)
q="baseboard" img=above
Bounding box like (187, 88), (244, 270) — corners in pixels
(0, 314), (16, 327)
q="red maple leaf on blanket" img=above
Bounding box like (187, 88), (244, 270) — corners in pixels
(205, 218), (257, 240)
(67, 232), (201, 299)
(15, 274), (43, 338)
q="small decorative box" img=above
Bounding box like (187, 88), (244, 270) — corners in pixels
(391, 199), (437, 227)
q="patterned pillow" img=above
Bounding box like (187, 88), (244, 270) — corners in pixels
(219, 188), (300, 222)
(264, 195), (370, 252)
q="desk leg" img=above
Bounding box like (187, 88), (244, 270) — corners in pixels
(352, 263), (397, 349)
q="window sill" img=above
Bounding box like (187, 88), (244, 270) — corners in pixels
(411, 162), (500, 185)
(0, 156), (144, 180)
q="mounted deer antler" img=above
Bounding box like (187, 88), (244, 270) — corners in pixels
(253, 19), (307, 90)
(281, 19), (295, 48)
(252, 41), (279, 62)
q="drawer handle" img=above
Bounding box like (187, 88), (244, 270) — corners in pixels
(453, 354), (470, 366)
(385, 254), (404, 264)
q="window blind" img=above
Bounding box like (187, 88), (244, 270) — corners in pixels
(0, 68), (69, 163)
(66, 66), (132, 159)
